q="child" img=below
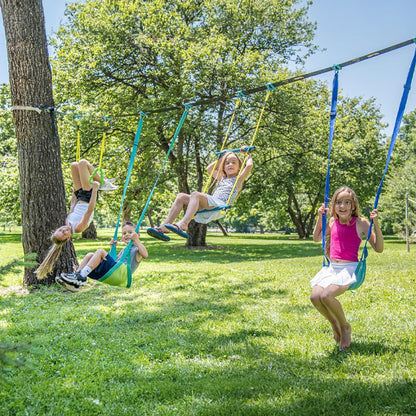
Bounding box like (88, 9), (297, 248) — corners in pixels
(56, 221), (148, 292)
(147, 147), (253, 240)
(310, 186), (384, 351)
(35, 159), (117, 279)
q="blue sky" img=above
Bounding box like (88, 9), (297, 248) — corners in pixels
(1, 0), (415, 130)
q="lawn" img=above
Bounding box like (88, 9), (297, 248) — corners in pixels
(0, 230), (415, 415)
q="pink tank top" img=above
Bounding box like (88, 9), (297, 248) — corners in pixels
(329, 217), (362, 262)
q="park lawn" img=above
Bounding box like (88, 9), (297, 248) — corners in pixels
(0, 230), (415, 416)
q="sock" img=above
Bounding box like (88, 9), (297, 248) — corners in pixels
(80, 266), (92, 278)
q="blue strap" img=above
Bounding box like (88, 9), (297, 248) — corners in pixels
(321, 70), (339, 266)
(215, 146), (255, 156)
(361, 46), (416, 255)
(109, 113), (146, 259)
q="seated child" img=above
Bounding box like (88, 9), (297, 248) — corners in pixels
(56, 221), (148, 292)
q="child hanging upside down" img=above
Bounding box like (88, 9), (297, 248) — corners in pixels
(147, 146), (253, 241)
(36, 159), (118, 280)
(56, 221), (148, 292)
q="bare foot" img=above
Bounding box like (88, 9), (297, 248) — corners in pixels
(330, 321), (341, 344)
(159, 225), (171, 233)
(339, 323), (351, 351)
(174, 221), (188, 232)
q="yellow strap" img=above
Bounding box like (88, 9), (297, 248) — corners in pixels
(225, 89), (272, 207)
(202, 98), (241, 194)
(97, 119), (108, 169)
(76, 119), (81, 162)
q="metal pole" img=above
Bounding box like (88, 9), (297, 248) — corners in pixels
(406, 193), (410, 252)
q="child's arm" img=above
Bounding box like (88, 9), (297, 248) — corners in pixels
(207, 155), (225, 181)
(73, 181), (99, 233)
(132, 232), (148, 260)
(69, 191), (77, 213)
(368, 209), (384, 253)
(236, 151), (253, 187)
(313, 203), (329, 242)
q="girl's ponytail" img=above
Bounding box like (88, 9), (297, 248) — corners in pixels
(35, 235), (67, 279)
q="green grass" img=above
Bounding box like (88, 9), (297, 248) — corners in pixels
(0, 230), (415, 415)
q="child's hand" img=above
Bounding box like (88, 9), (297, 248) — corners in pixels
(370, 209), (379, 222)
(91, 181), (100, 191)
(317, 203), (328, 218)
(109, 238), (117, 246)
(240, 145), (249, 153)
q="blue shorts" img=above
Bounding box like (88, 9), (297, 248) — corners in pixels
(89, 254), (117, 280)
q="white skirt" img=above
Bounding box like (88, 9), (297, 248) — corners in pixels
(193, 195), (228, 224)
(310, 262), (358, 288)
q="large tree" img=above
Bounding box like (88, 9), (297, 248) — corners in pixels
(1, 0), (77, 285)
(51, 0), (317, 246)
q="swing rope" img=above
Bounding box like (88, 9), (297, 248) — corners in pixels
(75, 116), (81, 162)
(195, 84), (275, 220)
(109, 112), (147, 259)
(202, 91), (244, 195)
(321, 67), (340, 267)
(100, 104), (192, 288)
(349, 45), (416, 290)
(89, 116), (110, 186)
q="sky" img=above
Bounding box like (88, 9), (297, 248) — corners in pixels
(1, 0), (415, 131)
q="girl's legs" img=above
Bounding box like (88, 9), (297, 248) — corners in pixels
(168, 191), (211, 231)
(319, 284), (351, 350)
(78, 159), (102, 190)
(161, 193), (190, 232)
(310, 284), (350, 349)
(310, 286), (341, 343)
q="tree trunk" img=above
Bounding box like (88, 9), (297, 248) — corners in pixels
(214, 220), (228, 236)
(81, 222), (97, 240)
(1, 0), (78, 285)
(186, 220), (207, 248)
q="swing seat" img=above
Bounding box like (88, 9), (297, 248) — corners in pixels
(348, 246), (368, 291)
(194, 205), (229, 224)
(98, 261), (132, 288)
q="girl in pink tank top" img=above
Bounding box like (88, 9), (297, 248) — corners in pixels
(310, 186), (384, 351)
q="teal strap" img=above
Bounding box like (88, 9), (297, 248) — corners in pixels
(134, 104), (191, 234)
(109, 114), (146, 259)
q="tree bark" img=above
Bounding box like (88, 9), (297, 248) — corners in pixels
(1, 0), (78, 285)
(81, 222), (97, 240)
(186, 220), (207, 248)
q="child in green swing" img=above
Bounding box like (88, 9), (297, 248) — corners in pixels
(310, 186), (383, 351)
(56, 221), (148, 292)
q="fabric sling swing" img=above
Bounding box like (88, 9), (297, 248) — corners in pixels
(321, 46), (416, 290)
(193, 84), (275, 224)
(98, 105), (191, 287)
(348, 45), (416, 290)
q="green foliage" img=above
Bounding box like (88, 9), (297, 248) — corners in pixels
(50, 0), (317, 229)
(0, 84), (20, 224)
(0, 230), (415, 414)
(381, 109), (416, 235)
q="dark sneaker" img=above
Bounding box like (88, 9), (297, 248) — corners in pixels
(55, 275), (82, 293)
(60, 271), (87, 286)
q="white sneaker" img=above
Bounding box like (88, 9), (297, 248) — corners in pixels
(99, 180), (118, 191)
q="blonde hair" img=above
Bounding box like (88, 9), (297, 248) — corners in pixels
(217, 151), (243, 178)
(330, 186), (360, 219)
(35, 234), (67, 279)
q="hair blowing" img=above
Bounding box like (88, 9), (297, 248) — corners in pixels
(35, 235), (67, 279)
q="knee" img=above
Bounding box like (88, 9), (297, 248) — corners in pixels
(70, 161), (79, 170)
(97, 249), (107, 257)
(190, 191), (202, 199)
(78, 159), (88, 168)
(310, 292), (321, 305)
(175, 193), (189, 202)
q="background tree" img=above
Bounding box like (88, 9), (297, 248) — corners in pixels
(0, 0), (77, 285)
(381, 109), (416, 235)
(0, 83), (20, 228)
(51, 0), (317, 246)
